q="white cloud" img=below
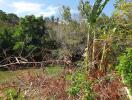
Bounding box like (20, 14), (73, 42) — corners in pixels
(37, 6), (59, 17)
(11, 1), (58, 17)
(0, 0), (4, 5)
(12, 1), (42, 14)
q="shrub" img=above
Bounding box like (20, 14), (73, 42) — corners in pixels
(117, 48), (132, 95)
(5, 88), (24, 100)
(68, 69), (95, 99)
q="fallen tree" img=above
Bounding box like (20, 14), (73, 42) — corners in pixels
(0, 57), (74, 70)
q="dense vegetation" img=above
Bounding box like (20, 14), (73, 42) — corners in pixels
(0, 0), (131, 99)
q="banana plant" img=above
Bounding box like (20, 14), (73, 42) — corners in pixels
(81, 0), (110, 73)
(90, 0), (110, 24)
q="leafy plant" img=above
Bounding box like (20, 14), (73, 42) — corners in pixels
(68, 70), (85, 96)
(5, 88), (24, 100)
(117, 48), (132, 95)
(68, 69), (95, 99)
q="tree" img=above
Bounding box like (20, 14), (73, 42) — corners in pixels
(81, 0), (110, 73)
(7, 13), (19, 25)
(0, 11), (18, 62)
(0, 10), (7, 22)
(13, 15), (47, 58)
(78, 0), (91, 19)
(20, 15), (46, 46)
(51, 16), (55, 23)
(62, 6), (71, 22)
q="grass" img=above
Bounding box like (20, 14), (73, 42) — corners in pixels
(0, 71), (18, 83)
(44, 65), (64, 76)
(0, 65), (74, 99)
(0, 65), (64, 84)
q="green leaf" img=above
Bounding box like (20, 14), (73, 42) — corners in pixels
(13, 42), (24, 50)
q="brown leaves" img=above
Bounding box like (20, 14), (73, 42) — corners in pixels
(8, 71), (69, 100)
(92, 73), (127, 100)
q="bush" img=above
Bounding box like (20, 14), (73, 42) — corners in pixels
(5, 88), (24, 100)
(68, 70), (95, 99)
(117, 48), (132, 95)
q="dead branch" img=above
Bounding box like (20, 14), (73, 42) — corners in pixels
(0, 60), (74, 69)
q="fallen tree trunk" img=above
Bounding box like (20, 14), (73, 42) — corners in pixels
(0, 60), (74, 70)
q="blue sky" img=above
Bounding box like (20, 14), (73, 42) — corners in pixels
(0, 0), (115, 17)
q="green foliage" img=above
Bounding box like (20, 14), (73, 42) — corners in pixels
(13, 42), (24, 50)
(68, 71), (85, 95)
(69, 1), (110, 98)
(0, 0), (131, 99)
(19, 15), (46, 46)
(0, 28), (15, 52)
(0, 11), (60, 61)
(78, 0), (91, 18)
(117, 48), (132, 95)
(68, 70), (95, 99)
(82, 83), (95, 100)
(62, 6), (71, 22)
(0, 10), (19, 25)
(79, 0), (110, 24)
(90, 0), (110, 24)
(5, 88), (24, 100)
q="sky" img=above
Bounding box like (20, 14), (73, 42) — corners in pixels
(0, 0), (115, 17)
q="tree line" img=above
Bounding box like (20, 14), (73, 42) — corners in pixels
(0, 0), (131, 69)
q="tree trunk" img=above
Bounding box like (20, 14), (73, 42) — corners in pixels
(92, 31), (96, 68)
(100, 41), (106, 71)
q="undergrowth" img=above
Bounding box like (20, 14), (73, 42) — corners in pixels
(117, 48), (132, 95)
